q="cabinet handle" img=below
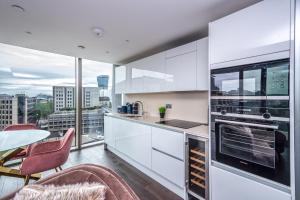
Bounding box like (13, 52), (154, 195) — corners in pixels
(152, 147), (183, 161)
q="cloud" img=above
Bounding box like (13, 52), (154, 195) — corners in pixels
(12, 72), (42, 79)
(0, 43), (113, 97)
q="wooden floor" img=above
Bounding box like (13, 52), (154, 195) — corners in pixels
(0, 145), (182, 200)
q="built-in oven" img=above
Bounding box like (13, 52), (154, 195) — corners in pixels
(210, 58), (290, 187)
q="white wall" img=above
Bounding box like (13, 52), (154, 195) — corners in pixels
(124, 91), (208, 123)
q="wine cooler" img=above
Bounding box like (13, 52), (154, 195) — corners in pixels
(186, 134), (209, 200)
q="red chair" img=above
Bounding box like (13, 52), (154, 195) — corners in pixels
(20, 128), (75, 185)
(3, 124), (39, 160)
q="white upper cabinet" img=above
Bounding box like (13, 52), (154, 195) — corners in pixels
(127, 52), (166, 93)
(115, 65), (127, 94)
(197, 38), (208, 90)
(142, 52), (166, 93)
(209, 0), (291, 65)
(165, 49), (197, 91)
(127, 60), (144, 93)
(119, 38), (208, 93)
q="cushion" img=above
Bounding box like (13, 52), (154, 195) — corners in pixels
(13, 182), (107, 200)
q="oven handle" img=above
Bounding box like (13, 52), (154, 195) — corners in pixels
(215, 119), (279, 130)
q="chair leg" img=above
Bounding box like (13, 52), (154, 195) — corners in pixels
(24, 175), (30, 185)
(55, 168), (58, 172)
(58, 166), (62, 171)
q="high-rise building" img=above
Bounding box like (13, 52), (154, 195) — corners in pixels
(53, 86), (75, 112)
(97, 75), (109, 89)
(83, 87), (100, 108)
(0, 94), (35, 130)
(53, 86), (100, 112)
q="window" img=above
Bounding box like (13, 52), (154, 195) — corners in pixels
(81, 59), (113, 144)
(0, 43), (76, 145)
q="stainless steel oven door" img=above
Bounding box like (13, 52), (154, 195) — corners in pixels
(216, 119), (278, 169)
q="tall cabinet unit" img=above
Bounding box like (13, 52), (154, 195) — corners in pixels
(209, 0), (292, 200)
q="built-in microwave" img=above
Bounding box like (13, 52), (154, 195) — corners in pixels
(211, 59), (289, 97)
(210, 58), (290, 187)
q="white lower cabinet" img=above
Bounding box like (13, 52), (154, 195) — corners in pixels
(211, 166), (291, 200)
(114, 118), (151, 168)
(104, 116), (185, 197)
(104, 116), (115, 148)
(152, 127), (184, 160)
(151, 149), (184, 188)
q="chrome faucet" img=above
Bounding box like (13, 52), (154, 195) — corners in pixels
(134, 101), (144, 116)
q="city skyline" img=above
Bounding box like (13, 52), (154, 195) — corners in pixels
(0, 43), (113, 97)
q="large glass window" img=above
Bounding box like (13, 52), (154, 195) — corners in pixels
(0, 43), (114, 148)
(0, 43), (76, 145)
(81, 59), (113, 144)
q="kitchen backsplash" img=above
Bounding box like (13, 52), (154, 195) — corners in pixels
(124, 91), (208, 123)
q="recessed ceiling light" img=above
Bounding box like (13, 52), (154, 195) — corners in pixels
(105, 51), (110, 54)
(91, 27), (104, 38)
(11, 4), (25, 12)
(25, 31), (32, 35)
(125, 40), (130, 43)
(77, 45), (85, 49)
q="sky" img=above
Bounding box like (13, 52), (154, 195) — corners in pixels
(0, 43), (113, 97)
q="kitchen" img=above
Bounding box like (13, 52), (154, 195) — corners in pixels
(104, 0), (295, 199)
(0, 0), (298, 199)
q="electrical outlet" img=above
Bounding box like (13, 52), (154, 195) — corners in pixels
(166, 104), (172, 109)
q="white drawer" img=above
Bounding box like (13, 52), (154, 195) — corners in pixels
(151, 149), (184, 188)
(151, 127), (184, 160)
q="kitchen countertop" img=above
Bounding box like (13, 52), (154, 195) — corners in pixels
(105, 113), (209, 139)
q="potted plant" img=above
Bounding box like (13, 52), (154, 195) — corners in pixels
(159, 106), (166, 119)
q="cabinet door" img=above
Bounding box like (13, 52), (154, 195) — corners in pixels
(152, 149), (184, 188)
(128, 61), (144, 93)
(115, 119), (151, 168)
(115, 66), (127, 94)
(142, 52), (166, 93)
(152, 127), (184, 160)
(197, 38), (208, 90)
(104, 116), (114, 148)
(128, 52), (166, 93)
(165, 51), (197, 91)
(211, 166), (291, 200)
(209, 0), (290, 65)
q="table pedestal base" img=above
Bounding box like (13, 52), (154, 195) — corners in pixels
(0, 166), (41, 180)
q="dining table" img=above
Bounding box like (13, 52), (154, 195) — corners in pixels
(0, 129), (50, 181)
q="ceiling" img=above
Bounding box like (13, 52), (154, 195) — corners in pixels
(0, 0), (261, 65)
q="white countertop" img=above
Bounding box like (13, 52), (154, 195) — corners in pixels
(105, 113), (209, 139)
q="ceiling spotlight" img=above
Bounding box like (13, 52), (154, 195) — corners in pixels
(125, 39), (130, 43)
(25, 31), (32, 35)
(91, 27), (104, 38)
(77, 45), (85, 49)
(11, 4), (25, 12)
(105, 51), (110, 54)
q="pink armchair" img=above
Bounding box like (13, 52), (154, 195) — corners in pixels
(20, 128), (75, 185)
(3, 124), (39, 160)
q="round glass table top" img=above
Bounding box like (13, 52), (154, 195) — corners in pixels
(0, 130), (50, 152)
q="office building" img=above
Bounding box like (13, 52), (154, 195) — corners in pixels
(53, 86), (100, 112)
(0, 94), (34, 130)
